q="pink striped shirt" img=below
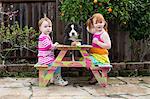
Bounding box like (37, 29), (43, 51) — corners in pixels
(38, 33), (55, 65)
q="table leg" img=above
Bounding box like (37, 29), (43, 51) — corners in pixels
(55, 50), (67, 61)
(90, 67), (110, 87)
(39, 66), (56, 87)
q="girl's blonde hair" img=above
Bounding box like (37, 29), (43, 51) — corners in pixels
(86, 13), (108, 32)
(38, 14), (52, 28)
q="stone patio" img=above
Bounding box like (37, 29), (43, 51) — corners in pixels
(0, 77), (150, 99)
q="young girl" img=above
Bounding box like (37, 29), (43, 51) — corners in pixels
(86, 13), (111, 84)
(38, 16), (68, 86)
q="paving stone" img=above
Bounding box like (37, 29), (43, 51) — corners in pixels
(140, 83), (150, 88)
(139, 77), (150, 84)
(120, 94), (139, 99)
(80, 86), (100, 96)
(116, 77), (143, 84)
(0, 77), (32, 87)
(0, 78), (25, 88)
(31, 96), (113, 99)
(0, 87), (32, 99)
(32, 85), (92, 97)
(130, 84), (150, 96)
(72, 96), (114, 99)
(0, 96), (30, 99)
(121, 94), (150, 99)
(31, 97), (74, 99)
(108, 77), (125, 85)
(0, 77), (149, 99)
(80, 86), (125, 99)
(0, 82), (25, 88)
(93, 84), (150, 96)
(136, 95), (150, 99)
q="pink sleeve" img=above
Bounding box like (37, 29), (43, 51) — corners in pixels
(39, 36), (53, 50)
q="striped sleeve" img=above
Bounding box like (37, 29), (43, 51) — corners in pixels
(39, 36), (53, 50)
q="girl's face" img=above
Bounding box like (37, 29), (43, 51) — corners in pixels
(93, 18), (105, 32)
(39, 20), (52, 35)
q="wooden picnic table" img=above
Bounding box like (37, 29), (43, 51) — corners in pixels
(35, 45), (112, 87)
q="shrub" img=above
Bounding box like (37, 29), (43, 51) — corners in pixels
(59, 0), (112, 23)
(0, 22), (39, 64)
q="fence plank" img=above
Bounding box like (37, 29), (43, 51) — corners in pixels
(31, 3), (35, 27)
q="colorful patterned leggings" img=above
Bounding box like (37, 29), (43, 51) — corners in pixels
(48, 64), (61, 75)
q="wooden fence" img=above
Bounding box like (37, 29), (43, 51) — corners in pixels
(0, 0), (149, 63)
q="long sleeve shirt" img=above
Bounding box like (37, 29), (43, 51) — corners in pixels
(38, 33), (54, 64)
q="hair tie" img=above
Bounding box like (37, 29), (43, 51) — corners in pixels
(44, 13), (47, 18)
(89, 17), (93, 20)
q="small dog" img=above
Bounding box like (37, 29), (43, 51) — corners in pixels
(63, 23), (82, 61)
(63, 23), (82, 46)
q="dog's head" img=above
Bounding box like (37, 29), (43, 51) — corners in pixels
(63, 23), (82, 45)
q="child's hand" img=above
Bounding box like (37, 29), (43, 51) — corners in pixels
(92, 38), (99, 44)
(71, 41), (81, 46)
(54, 42), (59, 47)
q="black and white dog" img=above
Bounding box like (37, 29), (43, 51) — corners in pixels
(63, 23), (82, 60)
(63, 23), (82, 45)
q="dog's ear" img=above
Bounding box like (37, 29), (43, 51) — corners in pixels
(63, 35), (68, 44)
(77, 24), (82, 34)
(63, 23), (72, 44)
(64, 23), (72, 36)
(73, 23), (82, 33)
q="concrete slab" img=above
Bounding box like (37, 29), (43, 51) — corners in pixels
(0, 77), (32, 87)
(116, 77), (140, 84)
(139, 77), (150, 84)
(94, 84), (150, 97)
(108, 77), (125, 85)
(120, 94), (150, 99)
(32, 85), (92, 97)
(0, 77), (149, 99)
(0, 87), (32, 99)
(31, 96), (113, 99)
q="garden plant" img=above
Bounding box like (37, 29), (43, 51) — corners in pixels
(60, 0), (150, 61)
(0, 22), (38, 64)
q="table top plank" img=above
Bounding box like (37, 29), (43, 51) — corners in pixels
(56, 45), (92, 50)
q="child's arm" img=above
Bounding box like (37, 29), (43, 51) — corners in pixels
(93, 33), (111, 49)
(39, 36), (55, 50)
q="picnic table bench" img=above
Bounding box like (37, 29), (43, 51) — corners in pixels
(34, 45), (112, 87)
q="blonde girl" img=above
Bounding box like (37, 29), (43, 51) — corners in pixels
(38, 16), (68, 86)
